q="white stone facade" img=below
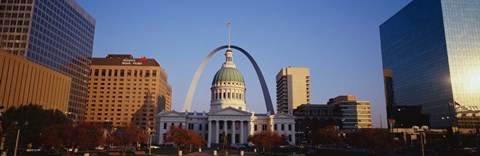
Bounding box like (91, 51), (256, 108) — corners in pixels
(156, 108), (296, 147)
(210, 81), (246, 111)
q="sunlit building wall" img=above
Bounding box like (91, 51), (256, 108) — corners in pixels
(0, 49), (71, 113)
(276, 67), (310, 114)
(381, 0), (480, 128)
(86, 54), (171, 130)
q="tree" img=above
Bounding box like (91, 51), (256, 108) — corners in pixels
(110, 126), (146, 156)
(351, 129), (404, 155)
(72, 122), (105, 149)
(250, 131), (288, 152)
(39, 122), (105, 151)
(164, 126), (206, 152)
(313, 126), (342, 145)
(1, 104), (70, 151)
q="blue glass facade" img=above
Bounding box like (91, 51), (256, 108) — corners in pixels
(0, 0), (95, 120)
(381, 0), (480, 128)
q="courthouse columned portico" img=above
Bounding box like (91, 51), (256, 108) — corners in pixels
(208, 107), (252, 146)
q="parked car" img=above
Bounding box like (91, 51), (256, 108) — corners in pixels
(231, 143), (246, 149)
(150, 145), (161, 149)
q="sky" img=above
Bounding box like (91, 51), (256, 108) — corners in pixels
(76, 0), (411, 128)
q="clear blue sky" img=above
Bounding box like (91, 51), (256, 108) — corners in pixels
(76, 0), (411, 128)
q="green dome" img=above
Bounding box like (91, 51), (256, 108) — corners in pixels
(212, 67), (244, 84)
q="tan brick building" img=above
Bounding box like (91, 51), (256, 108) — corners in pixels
(86, 54), (171, 130)
(0, 49), (71, 112)
(276, 67), (311, 114)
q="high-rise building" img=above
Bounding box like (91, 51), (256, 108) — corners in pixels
(380, 0), (480, 128)
(0, 49), (71, 112)
(276, 67), (310, 114)
(0, 0), (96, 120)
(85, 54), (171, 130)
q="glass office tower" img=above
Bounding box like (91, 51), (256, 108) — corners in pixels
(0, 0), (95, 120)
(381, 0), (480, 128)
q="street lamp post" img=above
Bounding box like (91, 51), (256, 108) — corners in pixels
(13, 121), (28, 156)
(413, 126), (429, 156)
(13, 126), (20, 156)
(147, 121), (156, 156)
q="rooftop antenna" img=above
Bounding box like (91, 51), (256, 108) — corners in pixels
(227, 21), (231, 49)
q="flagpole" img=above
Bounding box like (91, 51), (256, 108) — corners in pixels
(227, 22), (231, 49)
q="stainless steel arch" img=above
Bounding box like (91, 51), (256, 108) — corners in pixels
(182, 45), (275, 113)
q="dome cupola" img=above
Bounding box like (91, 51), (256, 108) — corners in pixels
(210, 48), (247, 111)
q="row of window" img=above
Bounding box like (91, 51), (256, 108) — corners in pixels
(91, 82), (156, 86)
(212, 91), (244, 100)
(0, 4), (33, 11)
(91, 78), (167, 84)
(1, 0), (34, 4)
(162, 122), (294, 132)
(89, 99), (153, 103)
(89, 95), (154, 99)
(90, 86), (156, 91)
(89, 112), (154, 117)
(92, 69), (158, 78)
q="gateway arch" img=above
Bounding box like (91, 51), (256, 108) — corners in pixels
(182, 45), (275, 114)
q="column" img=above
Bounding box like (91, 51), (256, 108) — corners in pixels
(215, 121), (220, 143)
(248, 121), (253, 135)
(208, 120), (212, 147)
(158, 121), (163, 144)
(291, 123), (296, 145)
(223, 120), (227, 134)
(232, 121), (236, 144)
(240, 121), (244, 144)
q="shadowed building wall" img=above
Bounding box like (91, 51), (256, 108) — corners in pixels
(0, 49), (71, 112)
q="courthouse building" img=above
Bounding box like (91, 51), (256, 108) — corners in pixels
(157, 48), (296, 147)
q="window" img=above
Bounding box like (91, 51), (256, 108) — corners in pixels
(188, 124), (193, 130)
(94, 69), (99, 76)
(274, 124), (277, 130)
(288, 124), (292, 131)
(199, 124), (202, 130)
(254, 125), (257, 131)
(281, 124), (284, 131)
